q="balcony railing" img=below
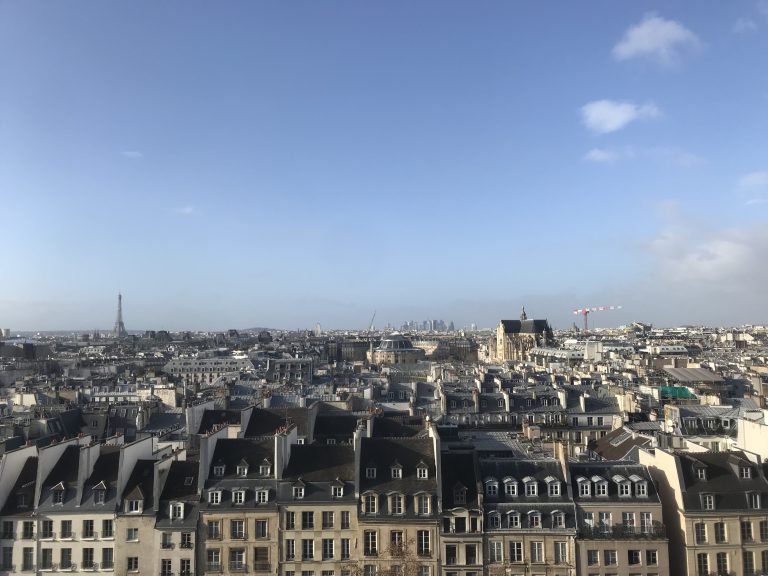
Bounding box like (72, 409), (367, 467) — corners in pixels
(0, 566), (14, 573)
(59, 563), (76, 572)
(21, 533), (35, 540)
(82, 531), (98, 540)
(364, 550), (378, 557)
(161, 542), (175, 549)
(60, 532), (75, 539)
(40, 532), (55, 540)
(0, 533), (14, 540)
(21, 565), (36, 572)
(446, 558), (457, 566)
(206, 563), (222, 573)
(253, 563), (271, 572)
(207, 532), (222, 540)
(228, 563), (247, 572)
(81, 561), (99, 571)
(579, 524), (667, 540)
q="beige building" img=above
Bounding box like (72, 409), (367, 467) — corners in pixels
(492, 310), (553, 363)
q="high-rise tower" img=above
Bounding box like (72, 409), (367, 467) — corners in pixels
(113, 293), (128, 338)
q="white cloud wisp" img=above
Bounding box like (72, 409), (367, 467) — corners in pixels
(580, 100), (660, 134)
(613, 13), (700, 65)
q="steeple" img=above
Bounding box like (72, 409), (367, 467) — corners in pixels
(113, 293), (128, 338)
(520, 305), (527, 322)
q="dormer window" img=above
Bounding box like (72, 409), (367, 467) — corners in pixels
(528, 511), (541, 528)
(52, 488), (65, 505)
(237, 464), (248, 477)
(695, 467), (707, 480)
(545, 476), (560, 497)
(523, 477), (537, 497)
(577, 477), (591, 497)
(391, 463), (403, 479)
(485, 479), (499, 497)
(293, 487), (304, 499)
(260, 460), (271, 476)
(183, 477), (194, 486)
(702, 494), (715, 510)
(740, 466), (752, 479)
(257, 490), (269, 503)
(213, 465), (225, 477)
(366, 467), (377, 479)
(453, 485), (466, 505)
(592, 476), (608, 497)
(364, 493), (377, 514)
(635, 481), (648, 497)
(618, 482), (631, 497)
(552, 511), (565, 528)
(332, 485), (344, 499)
(170, 502), (184, 519)
(503, 478), (518, 497)
(488, 512), (500, 529)
(233, 490), (245, 505)
(508, 511), (521, 528)
(17, 493), (28, 508)
(208, 491), (221, 505)
(127, 499), (142, 513)
(94, 488), (105, 505)
(748, 493), (761, 509)
(417, 464), (428, 479)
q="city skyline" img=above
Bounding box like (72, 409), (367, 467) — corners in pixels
(2, 1), (768, 330)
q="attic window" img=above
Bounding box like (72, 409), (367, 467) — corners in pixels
(740, 467), (752, 479)
(293, 487), (304, 500)
(503, 478), (518, 497)
(127, 499), (142, 513)
(94, 488), (105, 505)
(170, 502), (184, 519)
(17, 493), (28, 508)
(257, 490), (269, 503)
(696, 467), (707, 481)
(635, 481), (648, 497)
(391, 464), (403, 479)
(453, 487), (466, 505)
(233, 490), (245, 505)
(213, 465), (225, 477)
(237, 464), (248, 477)
(332, 485), (344, 498)
(183, 477), (194, 486)
(417, 465), (428, 480)
(53, 488), (65, 505)
(208, 491), (221, 505)
(366, 467), (377, 479)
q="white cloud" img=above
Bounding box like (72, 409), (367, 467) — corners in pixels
(739, 171), (768, 188)
(580, 100), (660, 134)
(177, 205), (195, 215)
(733, 17), (758, 34)
(613, 13), (700, 65)
(121, 150), (144, 159)
(583, 148), (618, 163)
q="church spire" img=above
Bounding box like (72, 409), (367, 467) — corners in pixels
(520, 305), (527, 322)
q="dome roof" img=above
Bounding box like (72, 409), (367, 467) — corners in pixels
(377, 333), (415, 351)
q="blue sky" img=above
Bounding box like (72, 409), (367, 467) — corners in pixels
(2, 1), (767, 331)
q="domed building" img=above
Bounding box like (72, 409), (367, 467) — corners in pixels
(367, 333), (426, 365)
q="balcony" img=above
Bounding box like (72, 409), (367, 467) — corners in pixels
(60, 532), (75, 540)
(207, 532), (222, 541)
(21, 533), (35, 541)
(206, 563), (222, 573)
(21, 565), (36, 573)
(59, 563), (76, 572)
(161, 542), (175, 550)
(180, 542), (194, 549)
(228, 563), (247, 572)
(579, 524), (667, 540)
(253, 563), (271, 572)
(81, 562), (99, 571)
(40, 532), (55, 540)
(82, 531), (98, 540)
(0, 533), (14, 540)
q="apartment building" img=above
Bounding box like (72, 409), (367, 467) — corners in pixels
(570, 462), (669, 576)
(0, 446), (39, 574)
(155, 460), (199, 576)
(640, 448), (768, 576)
(357, 435), (440, 576)
(479, 457), (577, 576)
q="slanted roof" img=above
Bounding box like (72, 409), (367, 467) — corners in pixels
(283, 444), (355, 481)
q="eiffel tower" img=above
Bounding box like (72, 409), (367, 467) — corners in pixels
(113, 293), (128, 338)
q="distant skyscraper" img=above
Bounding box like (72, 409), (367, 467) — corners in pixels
(112, 293), (128, 338)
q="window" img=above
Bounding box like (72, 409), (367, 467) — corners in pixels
(587, 550), (599, 566)
(322, 539), (334, 560)
(740, 466), (752, 479)
(391, 494), (403, 514)
(82, 547), (94, 569)
(181, 532), (193, 548)
(366, 467), (377, 479)
(640, 512), (652, 533)
(579, 481), (591, 497)
(128, 556), (139, 572)
(302, 539), (314, 560)
(341, 538), (350, 560)
(552, 512), (565, 528)
(233, 490), (245, 505)
(42, 520), (53, 538)
(302, 511), (314, 529)
(696, 553), (708, 576)
(102, 548), (114, 569)
(714, 521), (726, 543)
(229, 549), (245, 571)
(696, 467), (707, 480)
(260, 464), (271, 476)
(486, 482), (498, 497)
(554, 541), (567, 564)
(364, 567), (376, 576)
(742, 520), (754, 542)
(213, 465), (225, 477)
(635, 481), (648, 497)
(761, 520), (768, 541)
(508, 512), (520, 528)
(628, 550), (641, 565)
(332, 485), (344, 498)
(257, 490), (269, 503)
(41, 548), (53, 570)
(454, 487), (466, 504)
(530, 541), (543, 563)
(695, 522), (707, 544)
(595, 482), (608, 497)
(504, 481), (517, 497)
(619, 482), (631, 497)
(364, 531), (378, 556)
(716, 552), (728, 574)
(22, 547), (33, 571)
(322, 511), (334, 529)
(285, 539), (295, 560)
(60, 548), (72, 570)
(207, 521), (221, 540)
(417, 494), (430, 515)
(256, 520), (268, 538)
(702, 494), (715, 510)
(341, 511), (350, 529)
(528, 512), (541, 528)
(509, 541), (523, 563)
(548, 481), (560, 497)
(286, 511), (295, 530)
(489, 541), (502, 563)
(488, 513), (500, 529)
(102, 519), (114, 538)
(763, 550), (768, 573)
(293, 486), (305, 499)
(749, 492), (761, 509)
(416, 530), (430, 556)
(61, 519), (73, 538)
(53, 488), (64, 504)
(237, 464), (248, 476)
(599, 511), (612, 532)
(604, 550), (617, 566)
(646, 550), (658, 566)
(744, 551), (755, 575)
(583, 511), (594, 527)
(622, 512), (635, 531)
(83, 519), (94, 538)
(525, 481), (537, 497)
(231, 520), (245, 539)
(208, 491), (221, 505)
(391, 466), (402, 479)
(417, 466), (428, 479)
(22, 521), (34, 539)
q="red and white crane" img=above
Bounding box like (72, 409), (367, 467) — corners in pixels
(573, 305), (622, 334)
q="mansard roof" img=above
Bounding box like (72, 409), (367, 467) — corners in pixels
(283, 444), (356, 481)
